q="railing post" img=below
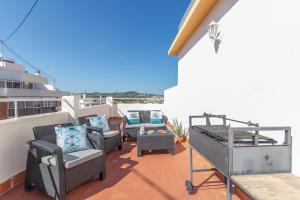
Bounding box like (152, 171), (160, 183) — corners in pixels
(106, 96), (113, 116)
(14, 101), (18, 118)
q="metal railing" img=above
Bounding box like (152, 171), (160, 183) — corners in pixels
(0, 98), (62, 119)
(79, 97), (107, 108)
(113, 97), (164, 104)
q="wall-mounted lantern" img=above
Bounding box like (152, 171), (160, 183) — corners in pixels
(208, 21), (222, 53)
(208, 21), (221, 40)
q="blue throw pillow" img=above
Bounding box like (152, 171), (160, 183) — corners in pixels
(127, 112), (140, 124)
(55, 124), (90, 153)
(150, 111), (163, 124)
(88, 115), (110, 132)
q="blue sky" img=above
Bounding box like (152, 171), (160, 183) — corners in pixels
(0, 0), (189, 94)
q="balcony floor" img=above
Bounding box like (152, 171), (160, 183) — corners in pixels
(1, 142), (240, 200)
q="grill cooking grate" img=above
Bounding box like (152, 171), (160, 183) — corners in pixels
(193, 125), (277, 145)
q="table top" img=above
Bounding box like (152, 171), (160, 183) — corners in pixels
(137, 129), (173, 137)
(232, 173), (300, 200)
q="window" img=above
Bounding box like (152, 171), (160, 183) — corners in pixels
(6, 82), (13, 88)
(8, 102), (15, 117)
(0, 81), (5, 88)
(6, 81), (22, 89)
(13, 82), (21, 88)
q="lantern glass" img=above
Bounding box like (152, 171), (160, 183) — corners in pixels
(208, 22), (219, 40)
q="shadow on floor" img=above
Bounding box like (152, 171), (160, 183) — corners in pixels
(131, 169), (177, 200)
(138, 142), (187, 157)
(76, 142), (138, 199)
(190, 172), (225, 195)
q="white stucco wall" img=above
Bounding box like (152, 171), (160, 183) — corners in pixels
(0, 112), (70, 183)
(165, 0), (300, 176)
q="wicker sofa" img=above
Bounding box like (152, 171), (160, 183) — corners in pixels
(24, 123), (106, 200)
(123, 110), (168, 140)
(78, 115), (122, 153)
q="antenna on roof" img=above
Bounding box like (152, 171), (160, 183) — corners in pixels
(0, 40), (3, 61)
(1, 41), (56, 86)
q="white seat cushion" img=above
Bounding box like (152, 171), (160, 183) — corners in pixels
(41, 149), (103, 169)
(103, 130), (120, 138)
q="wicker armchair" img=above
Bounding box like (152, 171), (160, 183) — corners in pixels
(24, 123), (106, 200)
(78, 115), (122, 153)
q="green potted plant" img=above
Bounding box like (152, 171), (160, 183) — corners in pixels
(172, 118), (184, 143)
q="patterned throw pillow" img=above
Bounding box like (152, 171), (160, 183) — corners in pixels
(55, 124), (90, 153)
(127, 112), (140, 124)
(88, 115), (110, 132)
(150, 111), (163, 124)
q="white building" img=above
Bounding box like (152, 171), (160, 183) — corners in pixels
(0, 59), (69, 119)
(164, 0), (300, 176)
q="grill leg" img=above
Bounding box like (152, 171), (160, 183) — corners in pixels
(189, 146), (193, 184)
(185, 146), (194, 194)
(227, 177), (232, 200)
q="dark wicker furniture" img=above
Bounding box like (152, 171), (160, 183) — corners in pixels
(137, 129), (175, 157)
(78, 115), (122, 153)
(123, 110), (168, 140)
(24, 123), (106, 200)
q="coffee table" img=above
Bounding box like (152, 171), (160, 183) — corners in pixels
(137, 129), (175, 157)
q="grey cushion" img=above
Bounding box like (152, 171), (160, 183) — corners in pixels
(125, 123), (146, 129)
(41, 149), (103, 169)
(103, 130), (119, 138)
(144, 123), (166, 128)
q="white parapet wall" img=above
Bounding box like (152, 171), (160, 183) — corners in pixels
(0, 112), (70, 183)
(164, 0), (300, 176)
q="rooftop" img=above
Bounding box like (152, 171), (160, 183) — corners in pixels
(1, 142), (241, 200)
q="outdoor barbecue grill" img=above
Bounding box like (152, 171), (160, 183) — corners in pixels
(185, 113), (292, 200)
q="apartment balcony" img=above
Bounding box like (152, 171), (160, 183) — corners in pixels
(0, 88), (69, 98)
(0, 68), (48, 85)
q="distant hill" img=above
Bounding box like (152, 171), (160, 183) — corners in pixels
(79, 91), (163, 98)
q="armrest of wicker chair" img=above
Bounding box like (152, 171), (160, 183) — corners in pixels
(123, 116), (128, 125)
(29, 140), (64, 167)
(86, 126), (104, 135)
(163, 115), (168, 124)
(108, 120), (121, 131)
(87, 132), (105, 151)
(29, 140), (62, 155)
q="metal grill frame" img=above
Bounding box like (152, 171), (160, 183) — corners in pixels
(186, 114), (292, 200)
